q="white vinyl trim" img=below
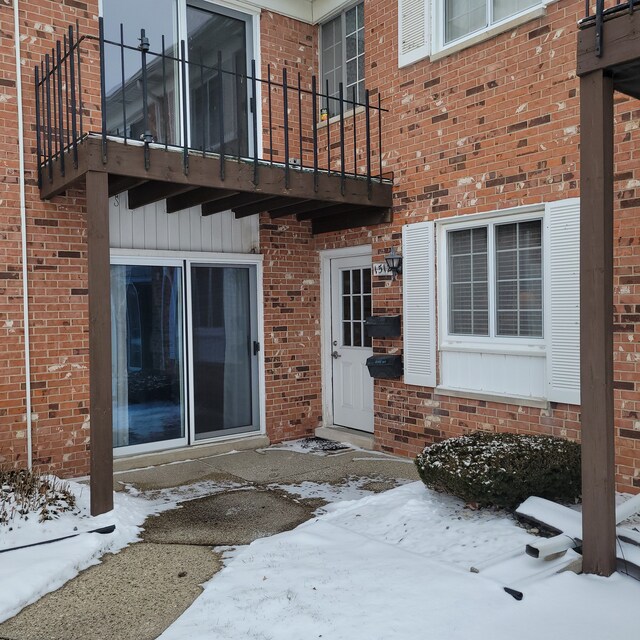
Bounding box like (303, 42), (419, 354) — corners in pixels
(320, 244), (372, 427)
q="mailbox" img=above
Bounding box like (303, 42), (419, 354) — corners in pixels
(366, 355), (403, 380)
(364, 315), (401, 338)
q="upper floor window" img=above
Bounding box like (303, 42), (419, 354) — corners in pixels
(398, 0), (549, 66)
(443, 0), (539, 45)
(321, 2), (365, 116)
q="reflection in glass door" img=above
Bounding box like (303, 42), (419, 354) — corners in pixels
(189, 264), (259, 440)
(111, 263), (186, 449)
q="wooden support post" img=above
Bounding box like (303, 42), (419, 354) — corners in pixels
(86, 170), (114, 516)
(580, 69), (616, 576)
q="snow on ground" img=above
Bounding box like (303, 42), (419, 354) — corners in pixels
(271, 477), (413, 514)
(0, 476), (242, 624)
(159, 482), (640, 640)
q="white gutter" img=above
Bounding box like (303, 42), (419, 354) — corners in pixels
(13, 0), (33, 470)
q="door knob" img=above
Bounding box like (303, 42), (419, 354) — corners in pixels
(331, 350), (341, 359)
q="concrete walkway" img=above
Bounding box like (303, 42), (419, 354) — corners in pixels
(0, 441), (419, 640)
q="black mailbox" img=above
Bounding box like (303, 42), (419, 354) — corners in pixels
(366, 355), (403, 380)
(364, 315), (401, 338)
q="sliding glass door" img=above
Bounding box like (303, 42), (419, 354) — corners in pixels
(111, 261), (186, 450)
(189, 264), (259, 440)
(111, 258), (260, 455)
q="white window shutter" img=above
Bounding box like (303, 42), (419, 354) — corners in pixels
(398, 0), (430, 67)
(545, 198), (580, 405)
(403, 221), (436, 387)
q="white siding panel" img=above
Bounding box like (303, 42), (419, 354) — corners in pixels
(441, 351), (546, 399)
(545, 198), (580, 405)
(109, 197), (260, 254)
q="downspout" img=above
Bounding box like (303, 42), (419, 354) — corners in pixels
(13, 0), (33, 470)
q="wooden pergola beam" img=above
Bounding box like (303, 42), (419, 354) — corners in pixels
(86, 171), (114, 517)
(579, 69), (616, 576)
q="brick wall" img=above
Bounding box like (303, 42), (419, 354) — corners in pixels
(309, 0), (640, 493)
(0, 0), (99, 477)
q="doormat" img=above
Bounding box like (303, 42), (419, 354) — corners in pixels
(297, 437), (353, 455)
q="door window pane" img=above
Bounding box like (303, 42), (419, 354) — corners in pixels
(103, 0), (179, 144)
(340, 267), (371, 348)
(111, 264), (185, 448)
(191, 265), (255, 438)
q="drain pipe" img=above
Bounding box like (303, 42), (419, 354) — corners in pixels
(13, 0), (33, 470)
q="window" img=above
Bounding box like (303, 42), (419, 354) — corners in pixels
(441, 0), (541, 46)
(403, 200), (580, 403)
(399, 0), (551, 65)
(445, 217), (543, 340)
(321, 2), (365, 115)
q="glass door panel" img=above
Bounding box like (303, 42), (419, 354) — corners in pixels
(103, 0), (180, 145)
(187, 3), (249, 157)
(190, 264), (258, 439)
(111, 264), (185, 449)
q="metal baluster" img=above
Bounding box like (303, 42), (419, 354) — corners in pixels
(56, 41), (65, 176)
(45, 54), (52, 182)
(217, 50), (225, 180)
(365, 89), (372, 199)
(120, 24), (127, 143)
(200, 51), (206, 157)
(378, 93), (383, 184)
(69, 25), (78, 168)
(139, 29), (151, 169)
(326, 79), (331, 175)
(298, 71), (303, 171)
(52, 48), (58, 160)
(64, 34), (70, 149)
(99, 17), (107, 163)
(339, 82), (345, 195)
(312, 75), (318, 192)
(35, 66), (42, 188)
(352, 86), (357, 177)
(181, 40), (189, 175)
(76, 20), (83, 139)
(267, 64), (273, 165)
(162, 35), (168, 149)
(283, 68), (290, 189)
(251, 59), (259, 185)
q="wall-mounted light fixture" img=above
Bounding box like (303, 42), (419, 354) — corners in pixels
(385, 247), (403, 279)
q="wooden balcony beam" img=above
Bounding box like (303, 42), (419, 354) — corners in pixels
(127, 181), (196, 210)
(40, 139), (393, 211)
(202, 192), (273, 217)
(269, 200), (331, 219)
(166, 187), (237, 213)
(312, 208), (391, 234)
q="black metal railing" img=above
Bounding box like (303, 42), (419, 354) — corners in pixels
(34, 18), (388, 197)
(582, 1), (640, 56)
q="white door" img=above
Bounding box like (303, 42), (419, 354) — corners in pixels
(330, 256), (374, 432)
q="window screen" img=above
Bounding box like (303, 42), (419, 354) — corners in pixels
(448, 227), (488, 335)
(495, 220), (543, 337)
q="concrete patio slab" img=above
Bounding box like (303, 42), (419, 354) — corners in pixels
(142, 488), (313, 546)
(0, 544), (220, 640)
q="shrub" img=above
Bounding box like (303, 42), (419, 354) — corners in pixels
(0, 469), (77, 525)
(415, 432), (581, 510)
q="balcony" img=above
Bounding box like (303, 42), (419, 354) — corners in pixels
(35, 20), (392, 234)
(578, 1), (640, 99)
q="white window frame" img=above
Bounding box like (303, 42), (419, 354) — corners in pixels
(431, 0), (553, 59)
(437, 204), (547, 357)
(320, 1), (365, 114)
